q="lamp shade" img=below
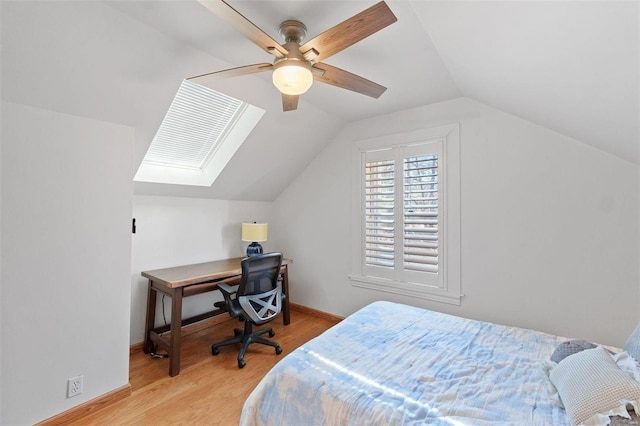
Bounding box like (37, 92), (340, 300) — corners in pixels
(272, 60), (313, 95)
(242, 222), (268, 242)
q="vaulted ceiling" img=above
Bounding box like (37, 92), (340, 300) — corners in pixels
(2, 1), (638, 201)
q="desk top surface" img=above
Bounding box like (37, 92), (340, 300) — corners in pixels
(142, 256), (292, 288)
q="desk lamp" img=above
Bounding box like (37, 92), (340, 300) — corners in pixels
(242, 222), (268, 257)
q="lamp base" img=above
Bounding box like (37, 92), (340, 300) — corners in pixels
(246, 242), (263, 257)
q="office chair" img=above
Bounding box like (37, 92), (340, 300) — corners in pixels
(211, 252), (284, 368)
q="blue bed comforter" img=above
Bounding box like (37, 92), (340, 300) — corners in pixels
(241, 301), (571, 425)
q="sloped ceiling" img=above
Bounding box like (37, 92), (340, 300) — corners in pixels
(1, 1), (637, 202)
(412, 1), (639, 164)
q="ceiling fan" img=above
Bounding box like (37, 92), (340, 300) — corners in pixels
(188, 0), (397, 112)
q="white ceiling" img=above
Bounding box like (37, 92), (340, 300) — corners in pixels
(2, 1), (638, 201)
(413, 1), (639, 164)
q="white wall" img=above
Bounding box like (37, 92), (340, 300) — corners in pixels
(0, 83), (4, 426)
(130, 195), (273, 344)
(0, 102), (134, 425)
(272, 97), (640, 348)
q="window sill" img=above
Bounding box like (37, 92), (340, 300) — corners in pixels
(348, 274), (462, 306)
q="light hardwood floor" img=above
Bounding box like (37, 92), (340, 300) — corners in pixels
(71, 310), (338, 425)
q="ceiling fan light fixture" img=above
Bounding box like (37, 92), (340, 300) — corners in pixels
(191, 0), (397, 111)
(272, 60), (313, 96)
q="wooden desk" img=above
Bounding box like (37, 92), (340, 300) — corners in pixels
(142, 257), (292, 376)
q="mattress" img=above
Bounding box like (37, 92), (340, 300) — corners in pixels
(241, 301), (573, 425)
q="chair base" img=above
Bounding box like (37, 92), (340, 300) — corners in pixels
(211, 320), (282, 368)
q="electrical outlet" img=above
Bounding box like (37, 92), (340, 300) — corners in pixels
(67, 375), (83, 398)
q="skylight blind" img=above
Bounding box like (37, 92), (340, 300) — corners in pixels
(142, 80), (244, 170)
(364, 159), (395, 268)
(403, 154), (438, 273)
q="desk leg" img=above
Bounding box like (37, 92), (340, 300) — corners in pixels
(143, 279), (157, 354)
(282, 265), (290, 325)
(169, 287), (183, 377)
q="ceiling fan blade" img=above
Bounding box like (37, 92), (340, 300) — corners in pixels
(300, 1), (397, 63)
(197, 0), (288, 57)
(282, 94), (299, 112)
(312, 63), (386, 98)
(188, 63), (273, 85)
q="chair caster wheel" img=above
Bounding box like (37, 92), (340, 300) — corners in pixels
(275, 346), (283, 355)
(212, 347), (220, 356)
(238, 359), (246, 368)
(268, 330), (275, 337)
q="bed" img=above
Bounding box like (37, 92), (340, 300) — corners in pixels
(241, 301), (640, 426)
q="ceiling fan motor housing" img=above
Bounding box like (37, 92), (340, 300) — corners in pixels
(274, 20), (312, 70)
(279, 20), (307, 44)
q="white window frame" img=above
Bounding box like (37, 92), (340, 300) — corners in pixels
(349, 123), (462, 305)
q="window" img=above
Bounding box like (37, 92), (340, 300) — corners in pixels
(350, 124), (461, 305)
(134, 80), (265, 186)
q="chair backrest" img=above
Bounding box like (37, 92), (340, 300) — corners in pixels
(238, 252), (283, 325)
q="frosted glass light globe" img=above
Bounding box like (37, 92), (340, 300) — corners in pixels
(272, 61), (313, 96)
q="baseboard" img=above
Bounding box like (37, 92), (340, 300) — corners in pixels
(290, 303), (344, 323)
(36, 384), (131, 426)
(129, 341), (144, 355)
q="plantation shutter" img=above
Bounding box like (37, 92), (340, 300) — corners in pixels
(364, 157), (395, 268)
(403, 154), (439, 273)
(361, 140), (443, 287)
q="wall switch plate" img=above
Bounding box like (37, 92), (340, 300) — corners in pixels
(67, 375), (83, 398)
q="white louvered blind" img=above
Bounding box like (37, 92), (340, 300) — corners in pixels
(403, 154), (438, 273)
(361, 141), (443, 286)
(142, 80), (244, 170)
(364, 159), (395, 268)
(353, 129), (460, 303)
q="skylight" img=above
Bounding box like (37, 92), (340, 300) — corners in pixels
(134, 80), (264, 186)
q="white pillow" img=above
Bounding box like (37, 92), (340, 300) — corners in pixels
(624, 323), (640, 363)
(550, 346), (640, 426)
(614, 351), (640, 383)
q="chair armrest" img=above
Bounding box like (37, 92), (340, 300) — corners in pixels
(217, 282), (237, 297)
(215, 281), (238, 311)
